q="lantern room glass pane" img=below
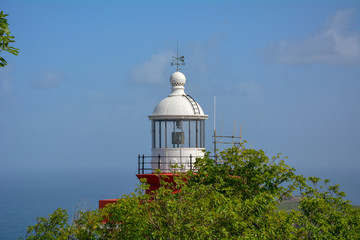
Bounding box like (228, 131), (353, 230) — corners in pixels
(156, 121), (160, 148)
(166, 121), (174, 148)
(161, 121), (166, 148)
(184, 120), (190, 148)
(152, 121), (155, 148)
(172, 120), (183, 148)
(152, 119), (205, 149)
(189, 120), (196, 148)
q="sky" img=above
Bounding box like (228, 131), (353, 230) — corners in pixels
(1, 0), (360, 204)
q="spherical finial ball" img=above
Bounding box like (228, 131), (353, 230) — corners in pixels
(170, 71), (186, 87)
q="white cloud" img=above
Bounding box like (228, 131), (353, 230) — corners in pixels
(129, 50), (174, 85)
(128, 35), (224, 88)
(35, 70), (63, 89)
(261, 9), (360, 64)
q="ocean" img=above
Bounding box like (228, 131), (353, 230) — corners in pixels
(0, 167), (138, 239)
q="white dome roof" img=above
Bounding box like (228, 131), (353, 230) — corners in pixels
(149, 71), (207, 120)
(152, 95), (205, 115)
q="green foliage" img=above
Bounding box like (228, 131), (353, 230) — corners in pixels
(24, 144), (360, 239)
(190, 146), (296, 200)
(0, 11), (19, 67)
(24, 208), (71, 240)
(296, 178), (360, 239)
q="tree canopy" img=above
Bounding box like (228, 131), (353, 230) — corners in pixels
(23, 143), (360, 239)
(0, 11), (19, 67)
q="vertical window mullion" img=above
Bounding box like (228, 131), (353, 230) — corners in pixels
(188, 120), (191, 148)
(200, 120), (202, 147)
(159, 121), (161, 148)
(196, 120), (198, 148)
(152, 121), (155, 148)
(181, 120), (184, 148)
(173, 121), (175, 148)
(203, 120), (205, 148)
(165, 120), (167, 148)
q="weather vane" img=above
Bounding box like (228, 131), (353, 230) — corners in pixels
(171, 42), (185, 71)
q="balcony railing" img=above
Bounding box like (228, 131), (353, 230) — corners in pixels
(137, 154), (198, 174)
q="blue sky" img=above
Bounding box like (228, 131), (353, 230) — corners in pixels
(1, 1), (360, 203)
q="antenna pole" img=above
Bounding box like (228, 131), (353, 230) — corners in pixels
(219, 118), (224, 148)
(240, 125), (242, 141)
(232, 120), (236, 145)
(214, 96), (217, 162)
(177, 41), (179, 71)
(171, 42), (185, 72)
(214, 96), (216, 133)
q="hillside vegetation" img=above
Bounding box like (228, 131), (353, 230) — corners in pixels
(279, 196), (360, 211)
(23, 144), (360, 239)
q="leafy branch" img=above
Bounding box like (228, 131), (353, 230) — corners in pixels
(0, 11), (19, 67)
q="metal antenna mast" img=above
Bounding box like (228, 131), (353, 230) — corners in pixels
(171, 42), (185, 71)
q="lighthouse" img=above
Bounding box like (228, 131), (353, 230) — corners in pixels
(99, 53), (208, 207)
(137, 54), (208, 193)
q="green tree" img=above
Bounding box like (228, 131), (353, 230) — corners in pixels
(23, 144), (360, 239)
(0, 11), (19, 67)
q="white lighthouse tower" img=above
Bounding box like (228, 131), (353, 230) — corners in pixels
(99, 52), (209, 207)
(134, 52), (208, 194)
(148, 67), (208, 172)
(99, 53), (209, 207)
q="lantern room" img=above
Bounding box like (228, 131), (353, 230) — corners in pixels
(148, 71), (208, 172)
